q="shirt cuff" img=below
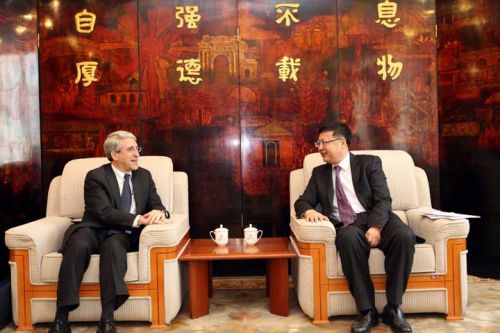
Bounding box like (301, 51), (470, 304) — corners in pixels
(132, 215), (140, 228)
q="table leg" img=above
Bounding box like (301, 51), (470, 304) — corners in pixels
(267, 258), (289, 316)
(188, 261), (209, 318)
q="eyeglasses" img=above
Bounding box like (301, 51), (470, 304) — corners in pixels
(124, 146), (142, 153)
(314, 138), (341, 148)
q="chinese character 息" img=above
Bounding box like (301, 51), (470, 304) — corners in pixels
(375, 0), (400, 28)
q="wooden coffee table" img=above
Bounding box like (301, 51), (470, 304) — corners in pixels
(179, 237), (296, 318)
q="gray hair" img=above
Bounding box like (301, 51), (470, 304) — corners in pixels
(104, 130), (137, 161)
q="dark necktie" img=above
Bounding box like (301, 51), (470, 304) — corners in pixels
(121, 174), (132, 213)
(334, 166), (356, 225)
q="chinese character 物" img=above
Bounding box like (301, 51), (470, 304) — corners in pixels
(377, 54), (403, 80)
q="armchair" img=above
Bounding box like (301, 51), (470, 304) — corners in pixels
(5, 156), (190, 330)
(290, 151), (469, 324)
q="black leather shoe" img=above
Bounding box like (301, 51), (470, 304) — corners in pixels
(382, 304), (412, 332)
(96, 319), (117, 333)
(351, 309), (379, 333)
(48, 319), (71, 333)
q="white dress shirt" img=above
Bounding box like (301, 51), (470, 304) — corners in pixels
(330, 154), (366, 221)
(111, 165), (140, 228)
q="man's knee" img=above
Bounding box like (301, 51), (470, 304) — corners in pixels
(336, 226), (366, 249)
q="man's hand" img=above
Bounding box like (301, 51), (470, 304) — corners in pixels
(139, 209), (170, 225)
(365, 227), (381, 247)
(303, 209), (329, 223)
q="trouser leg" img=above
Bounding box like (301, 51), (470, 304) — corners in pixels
(56, 227), (100, 311)
(99, 233), (131, 313)
(336, 224), (374, 312)
(379, 214), (416, 306)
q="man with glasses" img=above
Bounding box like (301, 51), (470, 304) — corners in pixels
(295, 123), (415, 333)
(49, 131), (171, 333)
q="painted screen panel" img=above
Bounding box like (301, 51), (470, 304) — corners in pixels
(337, 0), (439, 202)
(239, 0), (338, 236)
(39, 0), (140, 190)
(0, 0), (41, 280)
(138, 0), (241, 238)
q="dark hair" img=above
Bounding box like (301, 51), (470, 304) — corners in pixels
(318, 122), (352, 145)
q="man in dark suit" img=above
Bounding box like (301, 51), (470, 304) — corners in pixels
(295, 123), (415, 333)
(49, 131), (171, 333)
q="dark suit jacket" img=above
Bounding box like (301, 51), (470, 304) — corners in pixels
(61, 163), (166, 250)
(294, 153), (393, 229)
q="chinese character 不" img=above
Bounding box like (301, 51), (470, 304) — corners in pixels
(375, 0), (400, 28)
(377, 54), (403, 80)
(176, 58), (203, 85)
(276, 56), (301, 82)
(275, 3), (300, 27)
(75, 61), (98, 87)
(175, 6), (202, 29)
(75, 9), (96, 33)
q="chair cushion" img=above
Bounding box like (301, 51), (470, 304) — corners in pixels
(40, 251), (139, 283)
(59, 156), (174, 219)
(337, 244), (436, 275)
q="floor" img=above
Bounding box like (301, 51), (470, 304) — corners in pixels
(2, 276), (499, 333)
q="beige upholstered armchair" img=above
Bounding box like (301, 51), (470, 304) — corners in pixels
(5, 156), (190, 330)
(289, 151), (470, 324)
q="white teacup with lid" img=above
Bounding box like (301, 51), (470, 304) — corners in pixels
(210, 224), (229, 246)
(243, 224), (263, 245)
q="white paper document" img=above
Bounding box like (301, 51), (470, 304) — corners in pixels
(423, 208), (480, 220)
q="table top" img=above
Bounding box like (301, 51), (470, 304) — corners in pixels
(179, 237), (296, 261)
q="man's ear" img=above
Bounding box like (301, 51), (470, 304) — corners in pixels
(111, 150), (119, 161)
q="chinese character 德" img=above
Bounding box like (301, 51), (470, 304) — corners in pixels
(75, 61), (98, 87)
(276, 56), (301, 82)
(375, 0), (400, 28)
(377, 54), (403, 80)
(75, 9), (96, 33)
(176, 58), (203, 85)
(275, 3), (300, 27)
(175, 6), (202, 29)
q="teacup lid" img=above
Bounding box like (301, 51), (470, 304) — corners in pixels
(215, 224), (228, 231)
(244, 224), (257, 231)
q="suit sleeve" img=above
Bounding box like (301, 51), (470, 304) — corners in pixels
(366, 156), (392, 229)
(294, 168), (321, 218)
(84, 170), (137, 228)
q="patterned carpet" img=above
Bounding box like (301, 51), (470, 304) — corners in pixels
(2, 276), (499, 333)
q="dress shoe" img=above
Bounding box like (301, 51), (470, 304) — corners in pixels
(96, 319), (117, 333)
(48, 319), (71, 333)
(351, 309), (379, 333)
(382, 304), (412, 332)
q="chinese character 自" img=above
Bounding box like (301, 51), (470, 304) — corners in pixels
(75, 9), (96, 33)
(175, 6), (202, 29)
(276, 56), (301, 82)
(375, 0), (400, 28)
(176, 58), (203, 85)
(75, 61), (98, 87)
(275, 3), (300, 27)
(377, 54), (403, 80)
